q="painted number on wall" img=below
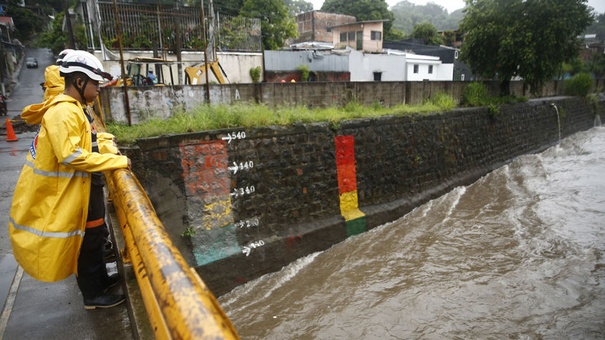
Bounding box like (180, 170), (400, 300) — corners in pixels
(228, 161), (254, 174)
(242, 240), (265, 257)
(235, 217), (260, 229)
(230, 185), (255, 198)
(222, 131), (246, 144)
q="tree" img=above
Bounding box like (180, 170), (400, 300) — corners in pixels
(586, 12), (605, 40)
(460, 0), (594, 96)
(284, 0), (313, 16)
(391, 0), (462, 34)
(213, 0), (244, 17)
(240, 0), (297, 50)
(4, 1), (45, 42)
(410, 22), (442, 45)
(321, 0), (395, 36)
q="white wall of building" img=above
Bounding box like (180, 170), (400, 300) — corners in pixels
(94, 51), (263, 84)
(436, 63), (454, 81)
(347, 49), (453, 82)
(405, 54), (452, 81)
(348, 50), (406, 81)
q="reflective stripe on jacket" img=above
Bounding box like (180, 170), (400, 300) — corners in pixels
(9, 94), (128, 282)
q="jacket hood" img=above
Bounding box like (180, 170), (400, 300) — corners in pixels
(43, 65), (65, 101)
(21, 94), (79, 125)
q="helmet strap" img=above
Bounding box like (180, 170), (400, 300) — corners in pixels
(73, 77), (89, 103)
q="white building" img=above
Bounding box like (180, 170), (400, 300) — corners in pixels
(347, 48), (452, 82)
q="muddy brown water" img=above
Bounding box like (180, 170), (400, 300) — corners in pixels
(219, 127), (605, 340)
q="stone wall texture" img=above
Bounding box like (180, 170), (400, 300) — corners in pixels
(123, 97), (604, 296)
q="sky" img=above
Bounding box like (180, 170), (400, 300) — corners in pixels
(308, 0), (605, 15)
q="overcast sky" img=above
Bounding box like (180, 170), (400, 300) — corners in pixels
(308, 0), (605, 15)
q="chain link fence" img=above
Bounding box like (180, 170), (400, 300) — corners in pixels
(88, 1), (260, 54)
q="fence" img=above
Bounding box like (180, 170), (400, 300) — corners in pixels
(95, 1), (261, 53)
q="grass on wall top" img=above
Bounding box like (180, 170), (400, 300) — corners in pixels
(107, 93), (458, 145)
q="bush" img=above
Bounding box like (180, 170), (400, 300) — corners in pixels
(430, 93), (456, 111)
(565, 72), (593, 97)
(249, 66), (262, 83)
(296, 65), (310, 82)
(461, 82), (489, 106)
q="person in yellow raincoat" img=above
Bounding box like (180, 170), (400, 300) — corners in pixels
(8, 50), (129, 309)
(23, 49), (118, 263)
(32, 49), (72, 104)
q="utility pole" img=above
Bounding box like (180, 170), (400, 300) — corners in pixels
(112, 0), (131, 125)
(0, 41), (6, 96)
(174, 17), (183, 86)
(200, 0), (210, 103)
(63, 0), (75, 48)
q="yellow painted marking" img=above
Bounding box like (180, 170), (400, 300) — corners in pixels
(339, 191), (365, 221)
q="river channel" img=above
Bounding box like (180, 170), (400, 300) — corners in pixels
(219, 126), (605, 339)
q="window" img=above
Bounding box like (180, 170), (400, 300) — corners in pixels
(348, 31), (355, 41)
(371, 31), (382, 41)
(413, 65), (419, 74)
(428, 65), (433, 74)
(340, 32), (347, 42)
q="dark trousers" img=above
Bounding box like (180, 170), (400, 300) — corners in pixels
(76, 184), (110, 299)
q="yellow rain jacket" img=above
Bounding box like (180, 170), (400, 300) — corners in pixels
(21, 65), (65, 125)
(8, 94), (128, 282)
(43, 65), (65, 101)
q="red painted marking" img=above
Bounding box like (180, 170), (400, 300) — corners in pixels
(335, 135), (357, 194)
(179, 140), (230, 197)
(286, 235), (303, 248)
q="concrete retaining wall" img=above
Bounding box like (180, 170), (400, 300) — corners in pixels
(101, 79), (605, 125)
(123, 97), (604, 296)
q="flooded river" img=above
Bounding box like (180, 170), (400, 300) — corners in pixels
(219, 127), (605, 339)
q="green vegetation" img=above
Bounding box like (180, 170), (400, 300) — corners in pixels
(461, 82), (528, 111)
(240, 0), (298, 50)
(410, 22), (443, 45)
(284, 0), (314, 16)
(37, 12), (90, 55)
(461, 82), (489, 107)
(2, 0), (45, 43)
(296, 65), (310, 82)
(107, 94), (457, 145)
(249, 66), (262, 83)
(391, 1), (464, 34)
(460, 0), (593, 96)
(180, 226), (197, 238)
(565, 72), (594, 97)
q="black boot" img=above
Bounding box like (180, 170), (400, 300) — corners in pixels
(84, 293), (126, 310)
(102, 273), (121, 293)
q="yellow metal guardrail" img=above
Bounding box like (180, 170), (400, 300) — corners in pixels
(107, 169), (239, 339)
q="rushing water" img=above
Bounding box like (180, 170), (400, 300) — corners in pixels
(219, 127), (605, 340)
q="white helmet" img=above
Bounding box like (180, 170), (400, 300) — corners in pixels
(56, 48), (74, 64)
(59, 50), (112, 82)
